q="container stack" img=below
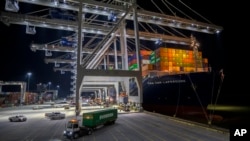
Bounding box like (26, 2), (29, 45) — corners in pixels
(148, 47), (208, 72)
(2, 92), (38, 105)
(128, 48), (208, 73)
(128, 50), (152, 70)
(128, 53), (138, 70)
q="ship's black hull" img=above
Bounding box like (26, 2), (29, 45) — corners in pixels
(141, 72), (223, 124)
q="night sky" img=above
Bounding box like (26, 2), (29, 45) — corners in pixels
(0, 1), (248, 106)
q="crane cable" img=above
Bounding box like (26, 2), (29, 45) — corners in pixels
(178, 0), (213, 24)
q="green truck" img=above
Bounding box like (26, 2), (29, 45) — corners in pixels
(63, 108), (118, 139)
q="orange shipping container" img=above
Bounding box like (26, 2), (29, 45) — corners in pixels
(148, 64), (154, 70)
(184, 67), (195, 72)
(140, 50), (152, 56)
(158, 66), (169, 71)
(173, 66), (180, 72)
(167, 53), (173, 58)
(203, 58), (208, 63)
(197, 68), (205, 72)
(158, 51), (168, 56)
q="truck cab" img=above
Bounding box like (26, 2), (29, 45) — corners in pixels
(63, 119), (92, 139)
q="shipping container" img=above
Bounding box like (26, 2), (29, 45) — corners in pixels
(82, 108), (117, 128)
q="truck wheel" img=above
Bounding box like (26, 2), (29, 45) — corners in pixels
(87, 129), (93, 135)
(73, 133), (79, 139)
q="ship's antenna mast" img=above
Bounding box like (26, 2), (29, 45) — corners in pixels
(190, 35), (200, 72)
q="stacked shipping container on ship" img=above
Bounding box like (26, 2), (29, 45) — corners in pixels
(128, 47), (209, 74)
(148, 47), (209, 73)
(128, 50), (152, 71)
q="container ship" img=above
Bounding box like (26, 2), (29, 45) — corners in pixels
(128, 37), (224, 124)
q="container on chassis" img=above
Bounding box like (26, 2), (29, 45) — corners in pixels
(63, 108), (118, 139)
(83, 108), (118, 128)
